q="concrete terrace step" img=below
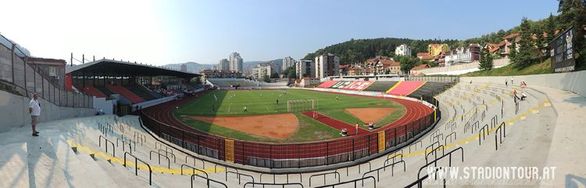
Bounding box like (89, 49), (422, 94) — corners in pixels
(0, 142), (29, 188)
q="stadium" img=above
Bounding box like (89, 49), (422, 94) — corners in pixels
(1, 1), (586, 187)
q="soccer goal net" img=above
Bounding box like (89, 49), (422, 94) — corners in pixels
(286, 99), (316, 112)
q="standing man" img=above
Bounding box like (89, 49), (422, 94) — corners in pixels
(355, 123), (359, 135)
(29, 93), (41, 137)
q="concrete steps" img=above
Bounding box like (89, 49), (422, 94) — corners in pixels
(0, 142), (29, 188)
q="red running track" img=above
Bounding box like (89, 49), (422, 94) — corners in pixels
(301, 111), (369, 135)
(300, 92), (433, 137)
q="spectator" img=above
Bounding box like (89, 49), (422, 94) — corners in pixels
(340, 128), (348, 136)
(29, 93), (41, 137)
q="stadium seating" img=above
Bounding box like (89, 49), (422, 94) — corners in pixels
(106, 84), (144, 103)
(80, 86), (107, 98)
(127, 85), (157, 100)
(363, 81), (398, 92)
(408, 82), (454, 99)
(386, 81), (426, 96)
(207, 78), (259, 88)
(95, 85), (114, 97)
(317, 80), (338, 88)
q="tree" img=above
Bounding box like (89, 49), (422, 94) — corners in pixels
(513, 18), (539, 68)
(263, 74), (271, 83)
(397, 56), (417, 74)
(479, 47), (494, 71)
(286, 67), (297, 79)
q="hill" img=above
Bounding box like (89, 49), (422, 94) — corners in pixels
(303, 38), (459, 64)
(163, 62), (214, 73)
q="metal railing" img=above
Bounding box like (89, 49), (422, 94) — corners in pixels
(98, 135), (115, 157)
(260, 173), (303, 184)
(314, 176), (376, 188)
(191, 173), (228, 188)
(244, 182), (304, 188)
(495, 122), (506, 150)
(0, 34), (93, 109)
(123, 152), (152, 186)
(309, 171), (340, 187)
(149, 150), (171, 169)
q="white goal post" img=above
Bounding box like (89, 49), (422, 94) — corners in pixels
(286, 99), (316, 112)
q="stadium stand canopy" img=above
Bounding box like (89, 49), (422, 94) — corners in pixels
(66, 59), (200, 78)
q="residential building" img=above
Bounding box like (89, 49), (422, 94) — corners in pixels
(252, 64), (272, 80)
(444, 44), (481, 66)
(296, 59), (315, 79)
(314, 53), (340, 79)
(417, 52), (434, 61)
(200, 69), (242, 78)
(395, 44), (412, 57)
(282, 56), (296, 72)
(180, 64), (188, 72)
(409, 64), (430, 76)
(427, 44), (450, 57)
(228, 52), (243, 73)
(364, 56), (401, 75)
(218, 58), (230, 71)
(27, 57), (67, 87)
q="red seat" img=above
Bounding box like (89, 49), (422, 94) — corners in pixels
(387, 81), (426, 96)
(106, 84), (144, 103)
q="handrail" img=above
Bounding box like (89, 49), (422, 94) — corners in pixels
(158, 148), (177, 163)
(116, 137), (134, 153)
(362, 159), (405, 186)
(417, 147), (464, 180)
(123, 152), (152, 185)
(495, 122), (506, 150)
(191, 173), (228, 188)
(149, 150), (171, 169)
(181, 164), (209, 186)
(260, 173), (303, 184)
(385, 153), (403, 165)
(424, 145), (445, 164)
(225, 170), (255, 185)
(478, 124), (489, 145)
(405, 166), (443, 188)
(315, 176), (376, 188)
(244, 181), (304, 188)
(424, 141), (440, 156)
(98, 135), (115, 157)
(309, 171), (340, 187)
(444, 131), (456, 146)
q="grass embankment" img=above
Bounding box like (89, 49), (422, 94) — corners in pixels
(464, 58), (553, 76)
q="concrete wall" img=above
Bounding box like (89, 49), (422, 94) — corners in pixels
(461, 70), (586, 97)
(0, 89), (95, 132)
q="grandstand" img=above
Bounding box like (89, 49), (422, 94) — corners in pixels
(66, 59), (201, 115)
(3, 73), (583, 187)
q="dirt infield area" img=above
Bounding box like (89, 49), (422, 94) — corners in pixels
(189, 114), (299, 139)
(345, 108), (395, 123)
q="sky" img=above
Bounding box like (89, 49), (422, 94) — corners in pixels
(1, 0), (559, 65)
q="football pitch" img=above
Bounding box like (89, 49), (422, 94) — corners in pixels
(174, 89), (406, 142)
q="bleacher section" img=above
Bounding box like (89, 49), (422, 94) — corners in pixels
(95, 85), (114, 97)
(386, 81), (426, 96)
(106, 84), (144, 103)
(317, 80), (337, 88)
(408, 82), (455, 99)
(80, 86), (106, 98)
(363, 81), (398, 92)
(207, 78), (259, 88)
(127, 85), (157, 101)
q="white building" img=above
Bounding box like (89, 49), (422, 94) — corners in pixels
(282, 56), (296, 72)
(314, 53), (340, 79)
(395, 44), (412, 57)
(444, 44), (481, 66)
(252, 64), (272, 79)
(217, 58), (230, 71)
(228, 52), (243, 73)
(296, 59), (315, 79)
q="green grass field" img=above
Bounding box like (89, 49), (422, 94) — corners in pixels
(174, 89), (405, 142)
(464, 58), (553, 77)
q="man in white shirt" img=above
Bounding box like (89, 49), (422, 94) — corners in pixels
(29, 93), (41, 136)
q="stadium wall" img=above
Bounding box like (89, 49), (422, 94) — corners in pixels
(0, 89), (95, 132)
(461, 70), (586, 97)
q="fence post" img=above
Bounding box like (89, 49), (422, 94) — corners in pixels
(11, 43), (15, 84)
